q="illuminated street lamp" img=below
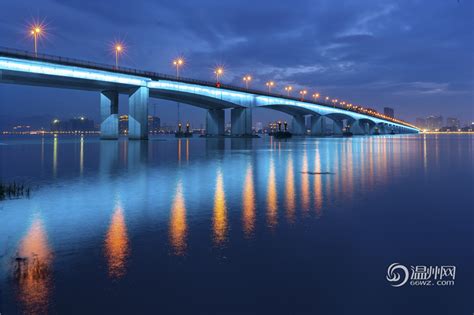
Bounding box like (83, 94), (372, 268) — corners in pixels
(312, 93), (320, 101)
(266, 81), (275, 93)
(214, 67), (224, 84)
(299, 90), (307, 101)
(284, 86), (293, 96)
(173, 58), (184, 79)
(29, 24), (44, 57)
(243, 75), (252, 89)
(113, 42), (124, 69)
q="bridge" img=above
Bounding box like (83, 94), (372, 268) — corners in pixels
(0, 47), (419, 139)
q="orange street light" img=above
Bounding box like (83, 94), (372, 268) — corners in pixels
(214, 67), (224, 83)
(113, 42), (125, 69)
(29, 24), (44, 57)
(243, 75), (252, 89)
(173, 58), (184, 79)
(299, 90), (307, 101)
(266, 81), (275, 93)
(312, 93), (320, 100)
(284, 86), (293, 96)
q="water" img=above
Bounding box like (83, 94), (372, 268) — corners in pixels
(0, 134), (472, 314)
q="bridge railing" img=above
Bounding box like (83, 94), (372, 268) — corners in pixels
(0, 47), (417, 129)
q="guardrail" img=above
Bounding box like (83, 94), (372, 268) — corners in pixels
(0, 46), (417, 129)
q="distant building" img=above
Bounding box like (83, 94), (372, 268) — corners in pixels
(426, 115), (443, 131)
(384, 107), (394, 118)
(446, 117), (460, 129)
(255, 122), (263, 133)
(415, 118), (426, 129)
(148, 116), (161, 133)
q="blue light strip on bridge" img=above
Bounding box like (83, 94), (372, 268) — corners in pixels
(0, 57), (149, 86)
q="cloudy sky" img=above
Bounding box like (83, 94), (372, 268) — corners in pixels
(0, 0), (473, 127)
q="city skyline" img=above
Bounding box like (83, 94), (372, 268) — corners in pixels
(0, 0), (473, 126)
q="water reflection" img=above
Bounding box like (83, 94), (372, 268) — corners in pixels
(14, 216), (53, 315)
(285, 153), (295, 223)
(313, 146), (323, 216)
(267, 156), (278, 229)
(301, 149), (310, 213)
(169, 180), (187, 255)
(242, 163), (256, 238)
(213, 169), (227, 245)
(104, 202), (130, 279)
(53, 135), (58, 177)
(79, 135), (84, 175)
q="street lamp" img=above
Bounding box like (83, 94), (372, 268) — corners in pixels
(29, 24), (43, 57)
(284, 86), (293, 96)
(299, 90), (307, 101)
(266, 81), (275, 93)
(173, 58), (184, 79)
(243, 75), (252, 89)
(312, 93), (320, 101)
(113, 42), (124, 69)
(214, 67), (224, 84)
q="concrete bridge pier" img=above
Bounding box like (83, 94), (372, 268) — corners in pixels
(100, 90), (119, 140)
(333, 119), (344, 135)
(291, 115), (306, 135)
(349, 120), (366, 135)
(231, 108), (252, 136)
(377, 123), (387, 134)
(206, 109), (225, 136)
(128, 87), (149, 140)
(310, 115), (325, 136)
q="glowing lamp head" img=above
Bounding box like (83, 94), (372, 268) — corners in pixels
(215, 67), (224, 75)
(173, 58), (184, 66)
(115, 45), (122, 52)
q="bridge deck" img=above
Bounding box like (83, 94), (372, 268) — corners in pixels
(0, 47), (416, 130)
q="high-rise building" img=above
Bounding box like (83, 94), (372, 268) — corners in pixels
(446, 117), (460, 129)
(426, 115), (443, 131)
(384, 107), (394, 118)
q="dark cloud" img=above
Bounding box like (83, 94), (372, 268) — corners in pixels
(0, 0), (472, 126)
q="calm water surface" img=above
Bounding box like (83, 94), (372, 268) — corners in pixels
(0, 134), (472, 314)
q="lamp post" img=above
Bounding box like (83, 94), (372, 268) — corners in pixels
(312, 93), (320, 101)
(299, 90), (307, 101)
(266, 81), (275, 93)
(215, 67), (224, 84)
(30, 25), (43, 57)
(243, 75), (252, 89)
(284, 86), (293, 96)
(114, 43), (124, 69)
(173, 58), (184, 79)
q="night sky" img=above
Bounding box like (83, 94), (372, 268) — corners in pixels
(0, 0), (473, 128)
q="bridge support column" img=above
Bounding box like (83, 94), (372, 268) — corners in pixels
(349, 120), (365, 135)
(333, 120), (344, 135)
(291, 115), (306, 135)
(206, 109), (225, 136)
(310, 115), (325, 136)
(128, 86), (149, 140)
(231, 108), (252, 136)
(100, 90), (119, 140)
